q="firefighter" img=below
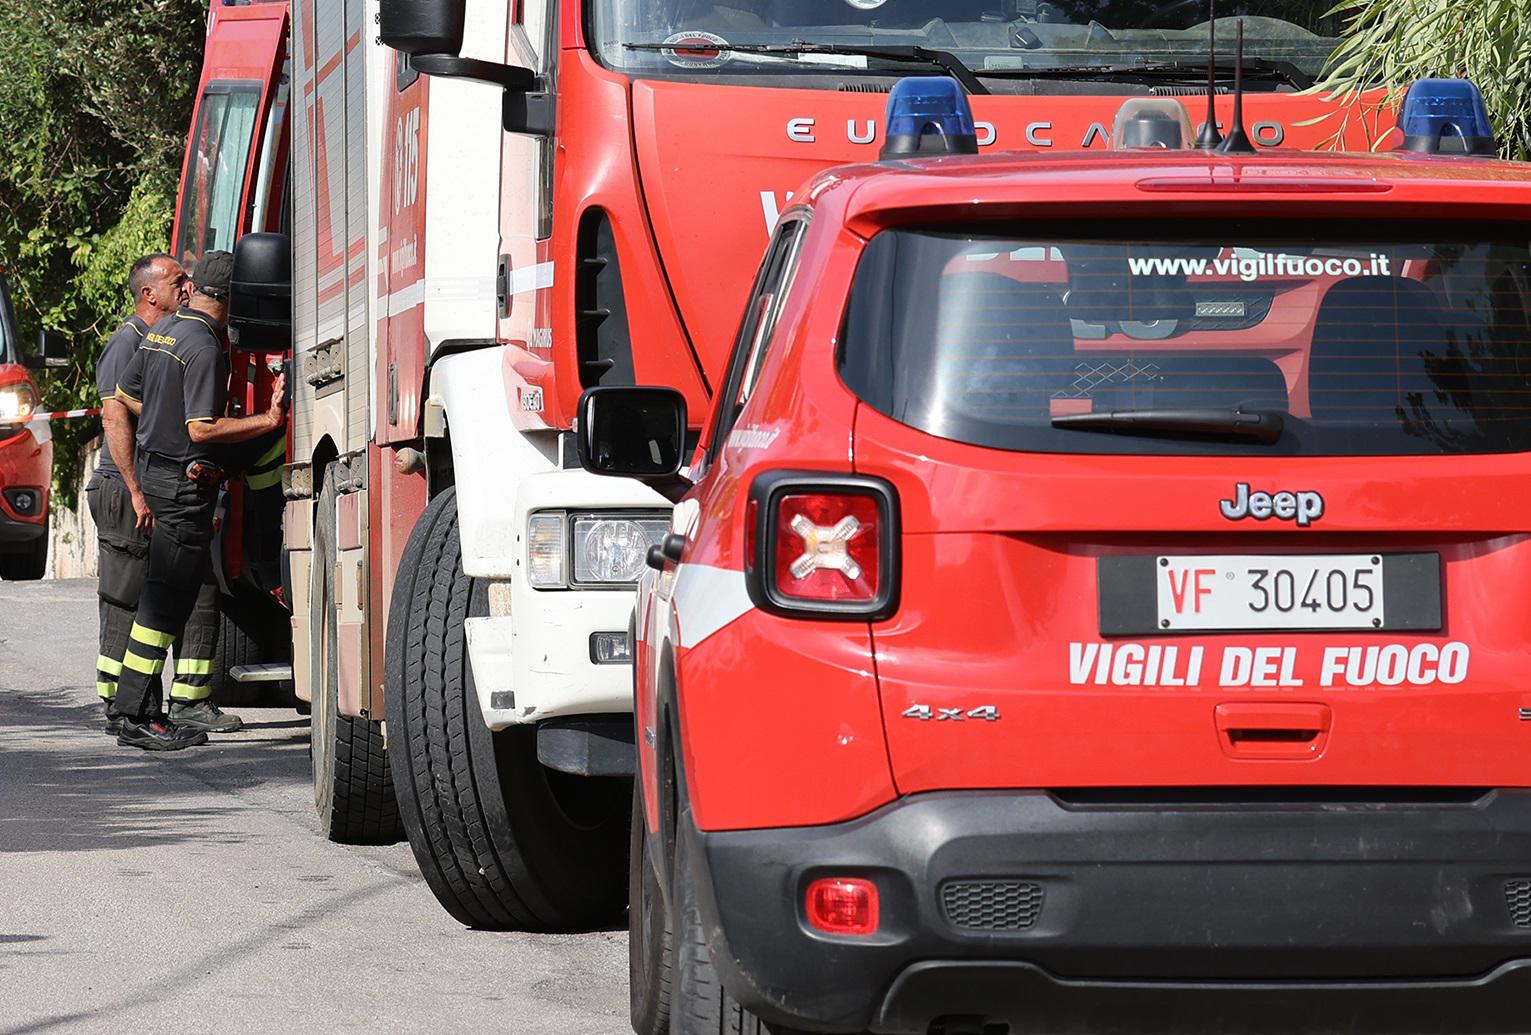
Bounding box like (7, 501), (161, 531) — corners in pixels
(90, 254), (185, 724)
(110, 251), (286, 751)
(93, 255), (238, 739)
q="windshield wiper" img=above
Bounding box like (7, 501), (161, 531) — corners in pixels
(985, 59), (1311, 91)
(1052, 407), (1285, 444)
(623, 40), (989, 95)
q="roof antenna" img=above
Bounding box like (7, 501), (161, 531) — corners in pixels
(1216, 19), (1256, 153)
(1193, 0), (1222, 150)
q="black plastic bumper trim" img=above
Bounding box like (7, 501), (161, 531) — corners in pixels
(875, 959), (1531, 1035)
(689, 789), (1531, 1034)
(0, 508), (45, 543)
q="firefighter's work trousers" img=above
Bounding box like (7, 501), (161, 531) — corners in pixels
(87, 470), (219, 707)
(111, 455), (221, 720)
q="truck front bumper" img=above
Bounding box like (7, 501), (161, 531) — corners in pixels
(465, 466), (666, 730)
(690, 789), (1531, 1034)
(466, 586), (638, 729)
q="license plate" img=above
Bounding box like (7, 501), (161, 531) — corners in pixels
(1097, 553), (1441, 637)
(1157, 554), (1382, 631)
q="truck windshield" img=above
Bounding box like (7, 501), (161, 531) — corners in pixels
(837, 223), (1531, 456)
(589, 0), (1340, 83)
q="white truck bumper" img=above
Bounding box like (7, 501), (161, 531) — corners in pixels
(466, 467), (669, 730)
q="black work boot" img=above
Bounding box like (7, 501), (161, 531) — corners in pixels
(102, 700), (124, 736)
(169, 699), (243, 733)
(116, 715), (209, 751)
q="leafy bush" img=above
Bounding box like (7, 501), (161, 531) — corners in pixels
(1312, 0), (1531, 160)
(0, 0), (203, 504)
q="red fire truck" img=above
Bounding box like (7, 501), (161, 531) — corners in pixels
(192, 0), (1390, 925)
(578, 76), (1531, 1035)
(0, 273), (66, 581)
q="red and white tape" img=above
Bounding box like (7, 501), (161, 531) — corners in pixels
(27, 407), (101, 423)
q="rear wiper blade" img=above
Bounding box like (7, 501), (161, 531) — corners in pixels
(1052, 407), (1285, 444)
(985, 59), (1311, 90)
(623, 40), (989, 95)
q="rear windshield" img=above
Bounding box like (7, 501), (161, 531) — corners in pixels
(838, 223), (1531, 456)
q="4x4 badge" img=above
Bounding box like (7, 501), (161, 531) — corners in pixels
(902, 704), (1001, 722)
(1219, 483), (1324, 527)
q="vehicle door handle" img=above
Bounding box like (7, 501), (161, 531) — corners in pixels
(1214, 703), (1332, 760)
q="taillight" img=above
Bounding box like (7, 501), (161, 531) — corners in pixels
(774, 493), (880, 603)
(747, 472), (899, 619)
(805, 877), (879, 936)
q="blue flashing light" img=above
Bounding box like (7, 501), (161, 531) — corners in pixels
(1396, 78), (1498, 156)
(880, 76), (978, 160)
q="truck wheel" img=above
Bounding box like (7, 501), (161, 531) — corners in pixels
(670, 811), (812, 1035)
(311, 465), (401, 844)
(385, 486), (629, 930)
(0, 521), (48, 581)
(631, 779), (672, 1035)
(211, 592), (293, 707)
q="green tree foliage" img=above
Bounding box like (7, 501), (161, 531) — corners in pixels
(1312, 0), (1531, 159)
(0, 0), (204, 503)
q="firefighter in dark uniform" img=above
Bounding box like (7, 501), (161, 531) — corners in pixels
(111, 251), (286, 751)
(94, 253), (244, 737)
(90, 254), (184, 718)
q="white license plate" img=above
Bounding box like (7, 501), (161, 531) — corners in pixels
(1156, 555), (1384, 631)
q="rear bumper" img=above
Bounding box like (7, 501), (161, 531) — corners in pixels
(0, 427), (50, 540)
(0, 503), (45, 543)
(691, 789), (1531, 1034)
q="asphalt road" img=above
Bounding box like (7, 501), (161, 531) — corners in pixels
(0, 579), (629, 1035)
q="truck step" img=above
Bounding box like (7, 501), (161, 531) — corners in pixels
(229, 663), (294, 683)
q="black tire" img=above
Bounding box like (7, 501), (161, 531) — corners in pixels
(385, 486), (629, 930)
(670, 814), (811, 1035)
(631, 779), (673, 1035)
(0, 521), (48, 581)
(211, 592), (293, 707)
(310, 464), (401, 844)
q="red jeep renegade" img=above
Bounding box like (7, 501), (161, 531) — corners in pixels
(582, 78), (1531, 1035)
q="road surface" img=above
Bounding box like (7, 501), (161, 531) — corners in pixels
(0, 578), (629, 1034)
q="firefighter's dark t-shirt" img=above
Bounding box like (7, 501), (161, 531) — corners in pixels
(116, 308), (228, 464)
(94, 314), (148, 478)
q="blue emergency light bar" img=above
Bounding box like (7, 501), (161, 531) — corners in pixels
(880, 76), (979, 160)
(1396, 78), (1498, 156)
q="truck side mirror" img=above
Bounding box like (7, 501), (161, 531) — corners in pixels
(378, 0), (545, 131)
(229, 232), (292, 352)
(25, 330), (69, 370)
(576, 387), (691, 501)
(379, 0), (466, 56)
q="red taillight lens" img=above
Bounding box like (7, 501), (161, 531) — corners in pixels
(805, 878), (879, 936)
(773, 493), (880, 603)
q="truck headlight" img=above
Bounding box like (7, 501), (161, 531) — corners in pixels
(0, 381), (37, 426)
(573, 515), (668, 585)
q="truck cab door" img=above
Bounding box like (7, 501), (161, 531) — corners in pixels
(495, 0), (558, 432)
(172, 2), (289, 593)
(170, 3), (290, 265)
(377, 57), (428, 445)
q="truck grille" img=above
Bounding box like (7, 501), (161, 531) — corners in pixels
(1505, 880), (1531, 927)
(940, 880), (1044, 931)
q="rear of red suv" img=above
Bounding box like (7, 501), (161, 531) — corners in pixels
(0, 270), (53, 581)
(596, 147), (1531, 1035)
